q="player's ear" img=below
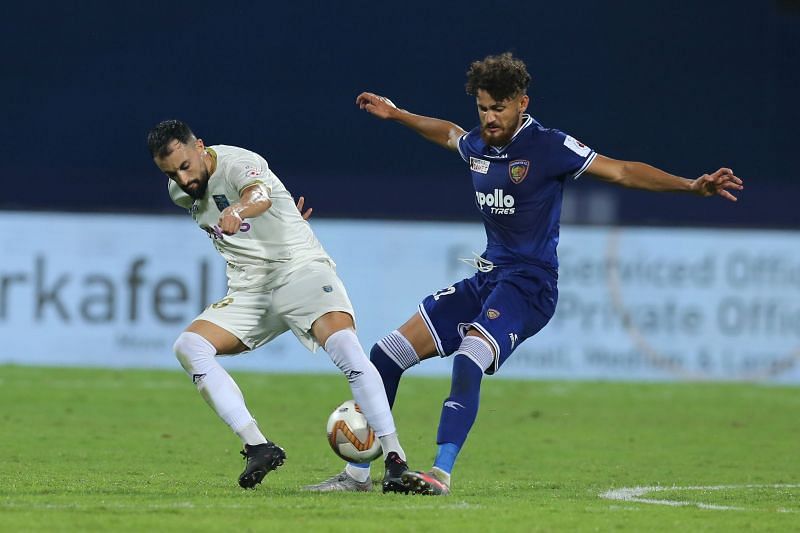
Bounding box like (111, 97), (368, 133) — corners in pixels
(519, 94), (529, 113)
(195, 138), (205, 152)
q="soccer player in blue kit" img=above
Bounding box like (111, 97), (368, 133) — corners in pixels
(308, 52), (743, 495)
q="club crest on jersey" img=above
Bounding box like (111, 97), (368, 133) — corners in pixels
(470, 157), (490, 174)
(486, 309), (501, 320)
(508, 160), (530, 184)
(212, 195), (231, 212)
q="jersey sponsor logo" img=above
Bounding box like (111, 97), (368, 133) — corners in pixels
(486, 308), (500, 319)
(508, 160), (530, 184)
(245, 168), (263, 178)
(212, 194), (230, 212)
(201, 223), (251, 240)
(564, 135), (591, 157)
(322, 285), (333, 293)
(509, 332), (518, 349)
(444, 400), (464, 410)
(475, 189), (515, 215)
(470, 157), (490, 174)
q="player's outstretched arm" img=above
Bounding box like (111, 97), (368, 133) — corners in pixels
(587, 155), (744, 201)
(218, 183), (272, 235)
(356, 92), (466, 151)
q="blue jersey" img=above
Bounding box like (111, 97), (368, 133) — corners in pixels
(456, 114), (596, 273)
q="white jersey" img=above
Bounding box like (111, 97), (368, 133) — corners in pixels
(169, 145), (331, 290)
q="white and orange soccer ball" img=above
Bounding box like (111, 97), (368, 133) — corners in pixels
(326, 400), (382, 462)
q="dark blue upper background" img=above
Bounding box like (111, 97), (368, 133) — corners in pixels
(2, 1), (797, 226)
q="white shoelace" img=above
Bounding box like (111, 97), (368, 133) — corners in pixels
(458, 251), (495, 272)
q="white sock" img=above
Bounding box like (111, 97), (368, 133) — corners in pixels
(431, 466), (451, 487)
(345, 463), (371, 482)
(377, 432), (405, 462)
(324, 329), (405, 461)
(173, 332), (266, 445)
(236, 420), (268, 447)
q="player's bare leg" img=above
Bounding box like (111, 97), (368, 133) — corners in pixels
(175, 320), (285, 489)
(307, 311), (411, 493)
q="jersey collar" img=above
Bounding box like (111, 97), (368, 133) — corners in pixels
(206, 146), (219, 177)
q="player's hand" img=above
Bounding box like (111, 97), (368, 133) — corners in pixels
(296, 196), (313, 220)
(690, 168), (744, 201)
(218, 206), (243, 235)
(356, 92), (398, 119)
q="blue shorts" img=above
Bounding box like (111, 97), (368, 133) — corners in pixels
(418, 265), (557, 374)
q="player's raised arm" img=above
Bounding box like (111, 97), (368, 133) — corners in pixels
(356, 92), (466, 151)
(218, 183), (272, 235)
(586, 154), (744, 201)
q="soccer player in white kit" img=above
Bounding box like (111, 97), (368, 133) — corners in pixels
(147, 120), (412, 492)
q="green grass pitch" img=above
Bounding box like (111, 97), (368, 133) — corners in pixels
(1, 365), (798, 531)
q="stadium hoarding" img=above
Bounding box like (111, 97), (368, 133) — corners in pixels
(0, 211), (798, 383)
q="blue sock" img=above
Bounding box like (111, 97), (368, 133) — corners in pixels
(369, 342), (404, 407)
(434, 354), (483, 473)
(434, 443), (460, 474)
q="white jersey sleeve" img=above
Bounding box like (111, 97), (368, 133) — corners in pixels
(184, 145), (332, 290)
(221, 150), (275, 197)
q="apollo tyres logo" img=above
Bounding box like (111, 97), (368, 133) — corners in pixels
(476, 189), (515, 215)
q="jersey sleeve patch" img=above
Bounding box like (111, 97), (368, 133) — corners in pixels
(563, 135), (591, 157)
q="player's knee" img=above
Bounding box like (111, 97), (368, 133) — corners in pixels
(454, 335), (495, 372)
(325, 329), (370, 374)
(173, 331), (216, 376)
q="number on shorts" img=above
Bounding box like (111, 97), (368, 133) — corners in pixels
(432, 286), (456, 301)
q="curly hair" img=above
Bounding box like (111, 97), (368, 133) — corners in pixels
(147, 119), (196, 158)
(465, 52), (531, 102)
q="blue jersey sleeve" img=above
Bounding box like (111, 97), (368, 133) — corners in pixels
(456, 132), (472, 162)
(538, 129), (597, 181)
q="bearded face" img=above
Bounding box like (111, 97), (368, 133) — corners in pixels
(476, 89), (528, 146)
(155, 139), (211, 199)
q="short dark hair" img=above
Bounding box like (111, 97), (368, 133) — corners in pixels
(465, 52), (531, 102)
(147, 119), (196, 158)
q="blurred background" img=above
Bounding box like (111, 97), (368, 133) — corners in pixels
(3, 0), (798, 225)
(1, 1), (798, 382)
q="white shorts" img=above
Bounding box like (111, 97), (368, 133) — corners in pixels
(195, 259), (355, 352)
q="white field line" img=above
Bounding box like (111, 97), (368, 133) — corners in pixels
(601, 484), (800, 511)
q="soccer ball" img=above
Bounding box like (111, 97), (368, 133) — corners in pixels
(326, 400), (382, 462)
